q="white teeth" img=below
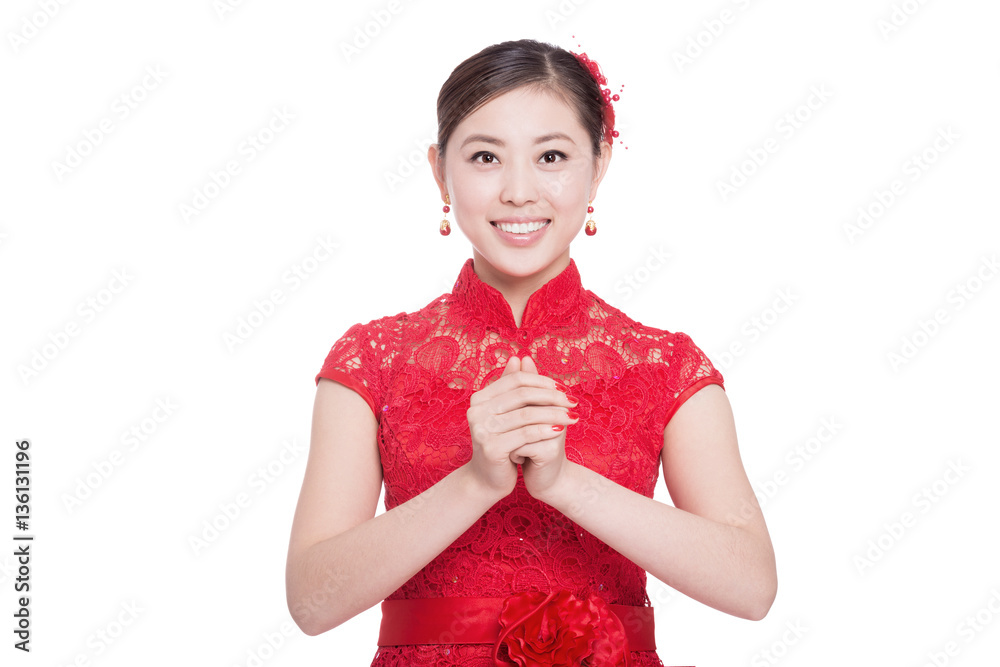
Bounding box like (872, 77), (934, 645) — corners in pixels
(496, 220), (548, 234)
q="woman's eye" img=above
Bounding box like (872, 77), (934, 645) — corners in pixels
(541, 151), (566, 164)
(472, 152), (496, 164)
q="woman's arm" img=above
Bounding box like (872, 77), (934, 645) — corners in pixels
(534, 384), (777, 621)
(285, 379), (505, 636)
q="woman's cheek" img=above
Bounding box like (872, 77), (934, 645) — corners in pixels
(540, 170), (572, 201)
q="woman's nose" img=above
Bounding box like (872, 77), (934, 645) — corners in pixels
(500, 160), (540, 205)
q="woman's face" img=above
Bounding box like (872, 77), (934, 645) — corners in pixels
(430, 85), (611, 286)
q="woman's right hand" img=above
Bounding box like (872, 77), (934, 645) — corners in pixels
(462, 354), (578, 501)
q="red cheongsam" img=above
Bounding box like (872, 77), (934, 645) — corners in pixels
(315, 258), (724, 666)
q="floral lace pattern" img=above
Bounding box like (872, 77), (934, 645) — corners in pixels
(316, 258), (724, 666)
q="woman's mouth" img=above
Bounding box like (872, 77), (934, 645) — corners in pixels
(491, 220), (549, 234)
(490, 219), (551, 246)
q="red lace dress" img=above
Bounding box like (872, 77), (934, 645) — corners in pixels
(315, 258), (725, 666)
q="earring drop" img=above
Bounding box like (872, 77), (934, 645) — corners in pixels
(585, 200), (596, 236)
(440, 194), (451, 236)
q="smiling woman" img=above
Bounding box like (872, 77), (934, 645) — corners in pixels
(285, 38), (777, 667)
(427, 85), (607, 298)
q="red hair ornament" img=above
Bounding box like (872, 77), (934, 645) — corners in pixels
(570, 44), (625, 149)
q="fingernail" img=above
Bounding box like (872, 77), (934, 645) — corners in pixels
(554, 381), (568, 392)
(567, 397), (579, 406)
(567, 410), (579, 419)
(551, 425), (564, 432)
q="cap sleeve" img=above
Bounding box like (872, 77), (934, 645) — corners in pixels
(315, 321), (380, 418)
(663, 331), (725, 425)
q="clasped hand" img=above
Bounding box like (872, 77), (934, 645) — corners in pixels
(465, 354), (579, 503)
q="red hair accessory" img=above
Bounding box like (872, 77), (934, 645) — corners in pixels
(570, 41), (625, 149)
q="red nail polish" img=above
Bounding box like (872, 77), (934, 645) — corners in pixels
(551, 425), (564, 432)
(554, 381), (568, 392)
(567, 410), (579, 419)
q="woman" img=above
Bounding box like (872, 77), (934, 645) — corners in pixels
(286, 38), (776, 666)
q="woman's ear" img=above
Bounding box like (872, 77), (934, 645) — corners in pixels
(589, 141), (613, 201)
(427, 144), (448, 200)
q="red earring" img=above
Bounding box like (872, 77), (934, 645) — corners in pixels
(440, 194), (451, 236)
(585, 200), (596, 236)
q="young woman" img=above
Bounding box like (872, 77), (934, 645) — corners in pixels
(286, 38), (777, 666)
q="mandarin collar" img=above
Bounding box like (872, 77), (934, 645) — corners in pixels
(449, 258), (586, 333)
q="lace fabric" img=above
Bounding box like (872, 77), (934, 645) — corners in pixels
(315, 258), (724, 666)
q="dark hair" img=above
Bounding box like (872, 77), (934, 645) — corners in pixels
(435, 39), (608, 161)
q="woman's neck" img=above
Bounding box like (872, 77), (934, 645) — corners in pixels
(470, 251), (570, 328)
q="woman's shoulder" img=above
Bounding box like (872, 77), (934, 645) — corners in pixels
(330, 291), (450, 345)
(585, 292), (724, 391)
(584, 289), (703, 348)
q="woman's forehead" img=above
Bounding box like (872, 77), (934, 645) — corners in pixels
(451, 87), (586, 143)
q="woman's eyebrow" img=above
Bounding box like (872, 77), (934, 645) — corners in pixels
(534, 132), (576, 145)
(459, 132), (577, 148)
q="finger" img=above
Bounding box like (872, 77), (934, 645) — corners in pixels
(490, 419), (571, 462)
(489, 419), (576, 463)
(471, 360), (562, 405)
(496, 404), (579, 429)
(473, 405), (561, 443)
(502, 354), (521, 376)
(478, 414), (572, 464)
(520, 355), (538, 374)
(509, 428), (565, 461)
(501, 381), (576, 410)
(510, 443), (539, 466)
(488, 385), (580, 421)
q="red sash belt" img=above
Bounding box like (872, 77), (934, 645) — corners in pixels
(377, 595), (656, 650)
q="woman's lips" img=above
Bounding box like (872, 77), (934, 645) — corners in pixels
(490, 219), (550, 233)
(490, 219), (551, 246)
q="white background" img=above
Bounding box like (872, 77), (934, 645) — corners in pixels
(2, 1), (999, 665)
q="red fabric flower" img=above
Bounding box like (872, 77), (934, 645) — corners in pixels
(493, 588), (631, 667)
(570, 51), (617, 146)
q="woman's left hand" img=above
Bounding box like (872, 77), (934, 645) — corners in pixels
(509, 355), (579, 503)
